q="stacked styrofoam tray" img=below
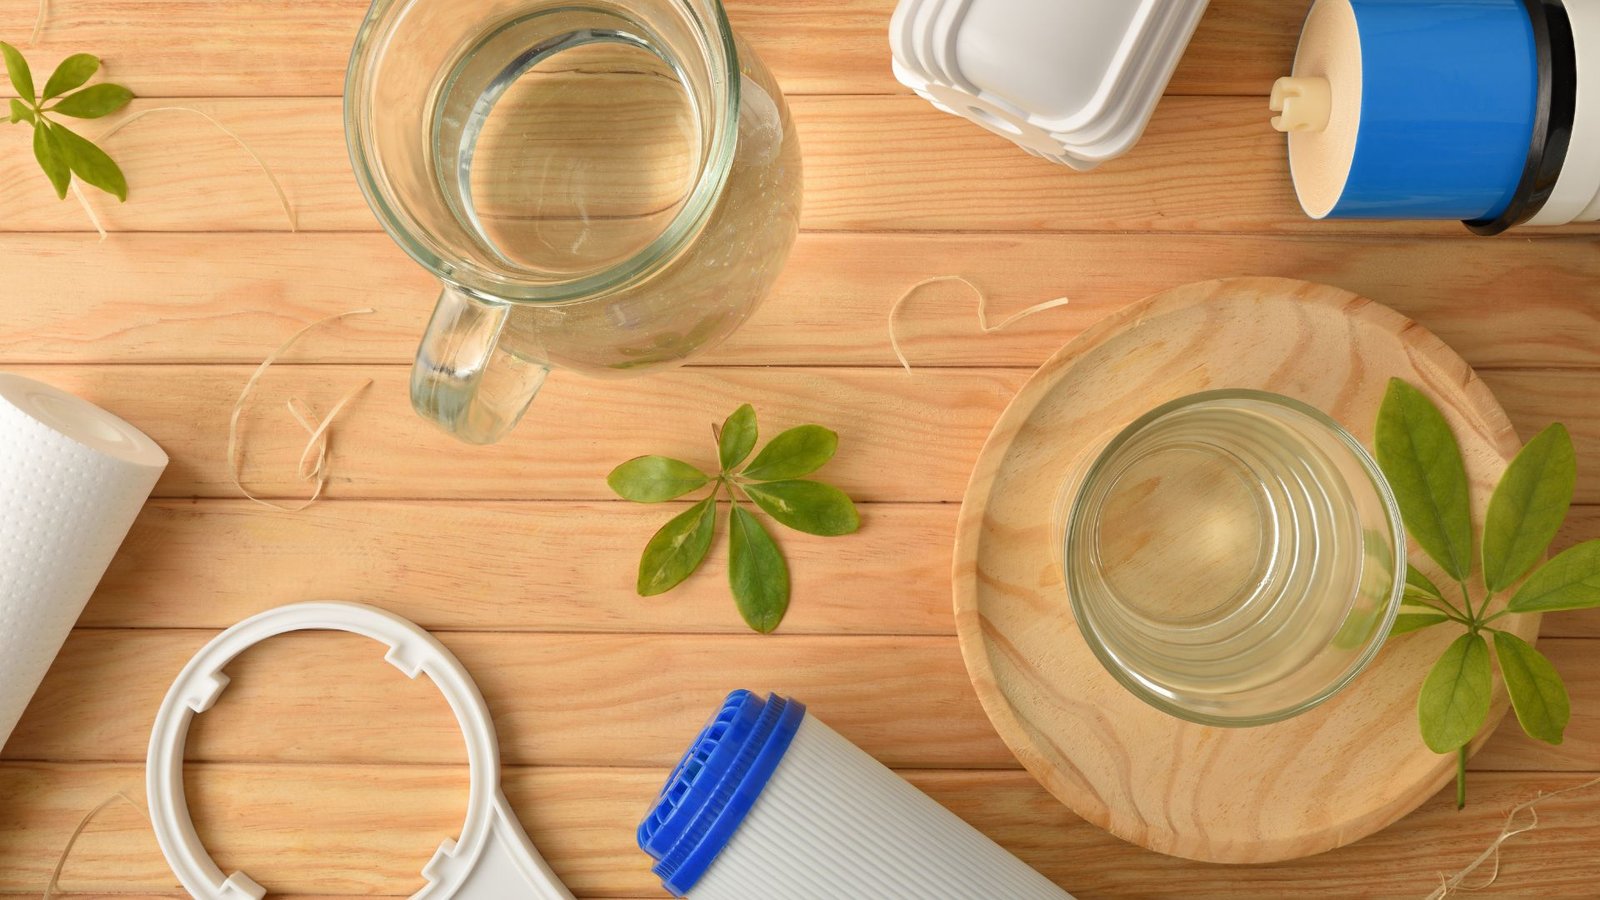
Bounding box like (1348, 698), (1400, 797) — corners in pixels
(890, 0), (1210, 170)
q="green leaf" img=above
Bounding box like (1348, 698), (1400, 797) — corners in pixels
(1507, 540), (1600, 613)
(1374, 379), (1475, 581)
(49, 83), (133, 119)
(1, 41), (35, 102)
(1406, 564), (1445, 602)
(1418, 632), (1492, 753)
(741, 425), (839, 482)
(32, 123), (70, 199)
(1402, 586), (1442, 608)
(1389, 612), (1449, 636)
(718, 404), (757, 472)
(42, 53), (99, 101)
(50, 123), (127, 201)
(636, 498), (716, 596)
(1482, 424), (1576, 592)
(608, 456), (710, 502)
(729, 505), (788, 633)
(8, 97), (34, 124)
(743, 480), (860, 536)
(1492, 631), (1570, 745)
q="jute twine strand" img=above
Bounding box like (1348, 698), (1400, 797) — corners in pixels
(228, 309), (375, 512)
(888, 275), (1070, 372)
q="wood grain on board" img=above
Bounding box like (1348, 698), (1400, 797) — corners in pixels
(5, 96), (1600, 235)
(2, 232), (1598, 368)
(2, 629), (1596, 773)
(0, 0), (1304, 98)
(2, 764), (1597, 899)
(2, 364), (1598, 503)
(51, 499), (1600, 637)
(1, 0), (1596, 895)
(952, 279), (1546, 863)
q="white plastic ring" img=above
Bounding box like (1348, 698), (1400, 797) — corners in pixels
(145, 602), (573, 900)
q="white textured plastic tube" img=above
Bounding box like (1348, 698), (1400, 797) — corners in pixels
(691, 716), (1072, 900)
(0, 373), (167, 749)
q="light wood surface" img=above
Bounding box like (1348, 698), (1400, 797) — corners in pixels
(0, 0), (1304, 97)
(5, 630), (1599, 772)
(5, 233), (1600, 368)
(953, 278), (1536, 864)
(6, 95), (1600, 235)
(1, 1), (1597, 897)
(8, 765), (1599, 898)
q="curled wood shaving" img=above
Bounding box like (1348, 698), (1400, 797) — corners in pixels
(888, 275), (1070, 372)
(1426, 774), (1600, 898)
(29, 0), (45, 45)
(229, 309), (375, 512)
(69, 181), (102, 238)
(43, 791), (149, 900)
(78, 106), (298, 240)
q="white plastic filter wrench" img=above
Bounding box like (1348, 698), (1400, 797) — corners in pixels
(146, 602), (574, 900)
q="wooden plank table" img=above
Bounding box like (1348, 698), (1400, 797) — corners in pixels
(1, 1), (1597, 896)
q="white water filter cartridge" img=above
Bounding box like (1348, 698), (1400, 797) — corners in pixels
(638, 691), (1074, 899)
(1272, 0), (1600, 233)
(0, 373), (167, 749)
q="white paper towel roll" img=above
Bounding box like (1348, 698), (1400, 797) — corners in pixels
(0, 373), (167, 749)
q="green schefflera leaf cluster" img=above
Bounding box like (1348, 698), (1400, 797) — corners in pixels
(608, 405), (861, 633)
(3, 43), (131, 200)
(1376, 378), (1599, 809)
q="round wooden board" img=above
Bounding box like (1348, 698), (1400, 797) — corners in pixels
(952, 277), (1540, 864)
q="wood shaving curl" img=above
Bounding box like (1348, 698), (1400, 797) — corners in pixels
(76, 106), (298, 240)
(43, 791), (149, 900)
(1426, 774), (1600, 898)
(228, 309), (375, 512)
(29, 0), (45, 45)
(888, 275), (1070, 372)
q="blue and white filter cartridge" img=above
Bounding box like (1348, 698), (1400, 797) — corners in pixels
(638, 690), (1074, 900)
(1271, 0), (1600, 233)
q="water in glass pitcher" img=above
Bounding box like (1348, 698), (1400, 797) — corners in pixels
(416, 2), (801, 377)
(431, 7), (706, 276)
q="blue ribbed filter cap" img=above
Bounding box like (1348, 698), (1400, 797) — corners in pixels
(638, 690), (806, 896)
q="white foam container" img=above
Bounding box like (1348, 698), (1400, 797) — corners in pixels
(891, 0), (1210, 169)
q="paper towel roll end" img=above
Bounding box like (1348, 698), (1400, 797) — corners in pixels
(0, 373), (167, 469)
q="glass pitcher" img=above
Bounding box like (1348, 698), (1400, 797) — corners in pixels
(346, 0), (802, 444)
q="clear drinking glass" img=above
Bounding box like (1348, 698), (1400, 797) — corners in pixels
(1058, 390), (1406, 726)
(346, 0), (802, 443)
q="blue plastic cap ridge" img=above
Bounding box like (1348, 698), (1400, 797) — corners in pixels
(637, 690), (806, 896)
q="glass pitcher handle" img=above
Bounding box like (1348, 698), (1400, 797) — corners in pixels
(411, 285), (549, 445)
